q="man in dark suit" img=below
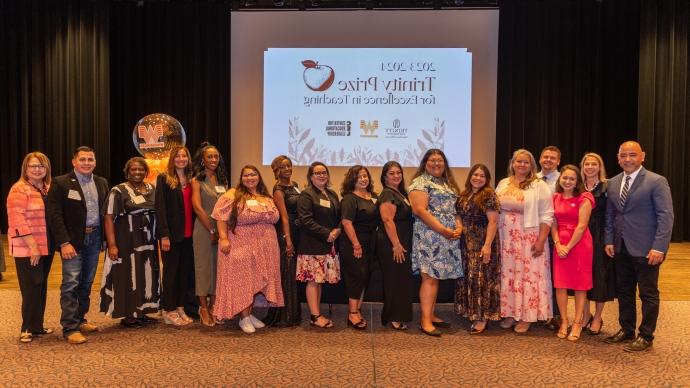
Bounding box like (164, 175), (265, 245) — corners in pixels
(604, 141), (674, 352)
(47, 146), (109, 344)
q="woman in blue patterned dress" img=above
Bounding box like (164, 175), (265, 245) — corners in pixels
(409, 149), (463, 337)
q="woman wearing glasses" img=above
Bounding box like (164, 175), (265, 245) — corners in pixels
(296, 162), (341, 329)
(7, 152), (54, 342)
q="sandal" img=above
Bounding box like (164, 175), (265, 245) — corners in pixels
(586, 318), (603, 335)
(390, 322), (408, 331)
(557, 319), (569, 339)
(20, 331), (33, 343)
(568, 321), (583, 342)
(199, 307), (215, 327)
(310, 314), (334, 328)
(347, 311), (367, 330)
(470, 320), (487, 335)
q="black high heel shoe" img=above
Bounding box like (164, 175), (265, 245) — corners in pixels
(586, 318), (603, 335)
(347, 311), (367, 330)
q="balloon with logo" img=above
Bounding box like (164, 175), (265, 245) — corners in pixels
(132, 113), (186, 183)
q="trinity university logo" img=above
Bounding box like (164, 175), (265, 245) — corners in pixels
(360, 120), (379, 138)
(302, 60), (335, 92)
(137, 124), (165, 149)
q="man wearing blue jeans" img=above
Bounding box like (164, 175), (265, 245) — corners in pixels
(47, 146), (109, 344)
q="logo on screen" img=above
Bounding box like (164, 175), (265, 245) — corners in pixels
(385, 119), (408, 139)
(326, 120), (351, 136)
(360, 120), (379, 138)
(302, 60), (335, 92)
(137, 124), (165, 149)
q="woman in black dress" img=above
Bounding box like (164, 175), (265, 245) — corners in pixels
(377, 161), (414, 331)
(340, 165), (379, 330)
(580, 152), (615, 335)
(100, 157), (160, 327)
(263, 155), (301, 327)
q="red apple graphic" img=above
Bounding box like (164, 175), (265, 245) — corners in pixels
(302, 60), (335, 91)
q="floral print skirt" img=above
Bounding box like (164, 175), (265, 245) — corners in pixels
(296, 253), (341, 284)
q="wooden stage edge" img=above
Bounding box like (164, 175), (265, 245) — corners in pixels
(1, 235), (688, 301)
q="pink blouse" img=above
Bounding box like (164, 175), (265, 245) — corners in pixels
(6, 180), (50, 257)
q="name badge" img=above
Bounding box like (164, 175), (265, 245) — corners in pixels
(246, 199), (259, 207)
(319, 199), (331, 208)
(131, 195), (146, 205)
(67, 190), (82, 201)
(215, 186), (226, 193)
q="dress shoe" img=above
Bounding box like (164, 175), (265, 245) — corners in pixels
(624, 337), (653, 352)
(500, 317), (516, 329)
(238, 317), (256, 334)
(604, 329), (635, 344)
(514, 321), (531, 334)
(420, 326), (442, 337)
(79, 322), (99, 333)
(66, 331), (87, 344)
(432, 320), (451, 329)
(249, 314), (266, 329)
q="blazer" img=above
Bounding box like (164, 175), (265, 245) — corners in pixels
(46, 171), (109, 252)
(155, 173), (188, 243)
(604, 167), (674, 257)
(6, 180), (50, 257)
(296, 186), (340, 255)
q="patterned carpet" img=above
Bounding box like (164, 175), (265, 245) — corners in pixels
(1, 289), (690, 387)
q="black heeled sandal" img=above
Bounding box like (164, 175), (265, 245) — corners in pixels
(347, 311), (367, 330)
(310, 314), (334, 328)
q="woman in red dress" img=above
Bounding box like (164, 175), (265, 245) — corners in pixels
(551, 164), (594, 341)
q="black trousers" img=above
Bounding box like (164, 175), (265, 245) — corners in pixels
(616, 241), (660, 341)
(15, 255), (53, 333)
(161, 238), (194, 311)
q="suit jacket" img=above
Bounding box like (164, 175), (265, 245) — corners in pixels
(46, 171), (109, 252)
(296, 186), (340, 255)
(604, 167), (674, 257)
(154, 173), (188, 243)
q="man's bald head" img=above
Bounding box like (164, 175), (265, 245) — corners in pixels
(618, 141), (645, 174)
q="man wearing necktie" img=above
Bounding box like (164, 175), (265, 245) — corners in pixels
(604, 141), (674, 352)
(536, 145), (561, 330)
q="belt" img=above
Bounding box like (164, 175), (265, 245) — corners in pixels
(85, 226), (99, 234)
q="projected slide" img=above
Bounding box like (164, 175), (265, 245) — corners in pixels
(262, 48), (472, 167)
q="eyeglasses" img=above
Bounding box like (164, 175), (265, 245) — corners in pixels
(27, 165), (46, 170)
(312, 171), (328, 177)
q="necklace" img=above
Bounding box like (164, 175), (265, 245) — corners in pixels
(584, 180), (600, 192)
(128, 181), (148, 195)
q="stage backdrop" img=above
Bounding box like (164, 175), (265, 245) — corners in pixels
(230, 9), (499, 191)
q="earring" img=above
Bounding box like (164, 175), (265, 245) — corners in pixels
(201, 160), (205, 167)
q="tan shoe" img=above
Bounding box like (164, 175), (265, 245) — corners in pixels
(79, 322), (99, 333)
(66, 331), (87, 344)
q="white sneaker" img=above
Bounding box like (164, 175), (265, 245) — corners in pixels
(249, 314), (266, 329)
(238, 317), (256, 334)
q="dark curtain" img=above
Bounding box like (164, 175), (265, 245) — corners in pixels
(495, 0), (639, 179)
(638, 0), (690, 241)
(109, 0), (231, 183)
(0, 0), (110, 231)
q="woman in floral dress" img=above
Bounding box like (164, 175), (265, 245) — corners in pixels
(409, 149), (463, 337)
(454, 164), (501, 334)
(495, 149), (554, 334)
(212, 165), (284, 334)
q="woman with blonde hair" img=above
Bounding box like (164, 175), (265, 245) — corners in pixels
(579, 152), (615, 335)
(7, 152), (54, 342)
(496, 149), (554, 334)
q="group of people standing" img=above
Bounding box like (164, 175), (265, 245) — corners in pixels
(5, 140), (673, 353)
